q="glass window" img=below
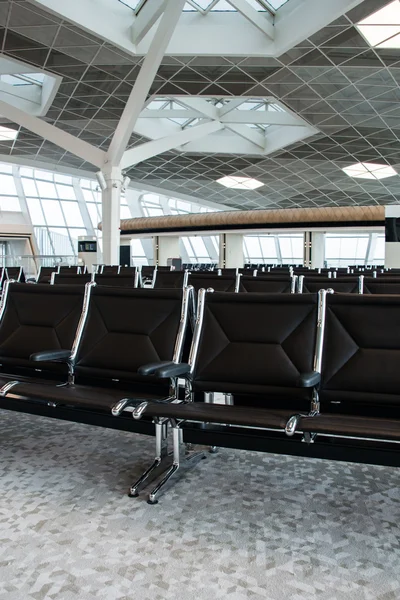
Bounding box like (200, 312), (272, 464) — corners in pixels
(22, 178), (38, 196)
(131, 239), (146, 257)
(41, 200), (65, 226)
(121, 205), (131, 219)
(82, 189), (95, 203)
(35, 170), (53, 181)
(87, 203), (100, 228)
(259, 237), (277, 258)
(27, 198), (46, 225)
(0, 174), (17, 195)
(36, 180), (57, 198)
(279, 235), (303, 263)
(373, 236), (385, 263)
(54, 174), (72, 184)
(244, 237), (262, 259)
(325, 234), (370, 267)
(61, 201), (84, 227)
(0, 196), (21, 211)
(189, 237), (208, 256)
(20, 168), (33, 177)
(145, 207), (164, 217)
(56, 184), (76, 200)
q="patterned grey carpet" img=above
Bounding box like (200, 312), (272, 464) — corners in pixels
(0, 410), (399, 600)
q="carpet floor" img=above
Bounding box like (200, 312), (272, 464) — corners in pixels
(0, 410), (399, 600)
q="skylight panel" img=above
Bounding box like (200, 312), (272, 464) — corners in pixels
(0, 73), (44, 87)
(0, 126), (18, 142)
(264, 0), (290, 10)
(356, 0), (400, 48)
(342, 162), (398, 180)
(217, 176), (264, 190)
(118, 0), (146, 11)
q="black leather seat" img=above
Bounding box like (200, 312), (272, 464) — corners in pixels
(37, 266), (57, 284)
(363, 277), (400, 294)
(301, 276), (360, 293)
(52, 273), (92, 285)
(134, 292), (319, 424)
(5, 286), (190, 413)
(240, 276), (293, 293)
(299, 293), (400, 439)
(94, 273), (137, 287)
(153, 270), (185, 289)
(187, 273), (237, 293)
(5, 267), (25, 282)
(0, 282), (85, 386)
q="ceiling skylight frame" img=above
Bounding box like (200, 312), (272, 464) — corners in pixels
(120, 0), (283, 16)
(356, 0), (400, 49)
(136, 94), (318, 156)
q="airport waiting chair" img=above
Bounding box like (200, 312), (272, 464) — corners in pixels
(0, 282), (85, 385)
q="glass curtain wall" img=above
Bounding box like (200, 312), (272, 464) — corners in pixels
(243, 234), (304, 265)
(325, 233), (385, 267)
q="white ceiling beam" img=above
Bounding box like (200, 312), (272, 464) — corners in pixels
(175, 97), (219, 120)
(139, 109), (200, 119)
(106, 0), (186, 167)
(121, 120), (224, 169)
(220, 111), (301, 126)
(224, 123), (265, 148)
(218, 98), (246, 117)
(0, 99), (105, 168)
(225, 0), (274, 39)
(132, 0), (166, 45)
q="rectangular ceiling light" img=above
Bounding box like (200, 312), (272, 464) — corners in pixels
(357, 0), (400, 48)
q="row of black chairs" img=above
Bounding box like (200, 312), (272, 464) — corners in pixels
(0, 280), (398, 504)
(49, 270), (400, 296)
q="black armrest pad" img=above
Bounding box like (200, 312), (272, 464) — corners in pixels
(297, 371), (321, 387)
(30, 349), (72, 362)
(138, 361), (191, 378)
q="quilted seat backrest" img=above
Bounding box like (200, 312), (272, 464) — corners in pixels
(363, 278), (400, 295)
(153, 271), (185, 289)
(303, 277), (359, 293)
(241, 276), (292, 294)
(53, 274), (91, 285)
(101, 266), (119, 274)
(6, 267), (24, 282)
(192, 292), (318, 400)
(188, 274), (237, 293)
(0, 283), (84, 372)
(321, 294), (400, 406)
(75, 286), (184, 384)
(37, 266), (57, 284)
(94, 274), (135, 287)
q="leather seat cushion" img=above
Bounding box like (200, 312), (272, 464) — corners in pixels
(6, 381), (168, 412)
(300, 414), (400, 440)
(139, 402), (296, 429)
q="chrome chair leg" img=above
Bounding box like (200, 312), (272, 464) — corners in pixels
(147, 426), (206, 504)
(128, 422), (171, 497)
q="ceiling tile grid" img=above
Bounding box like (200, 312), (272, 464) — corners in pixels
(0, 0), (399, 209)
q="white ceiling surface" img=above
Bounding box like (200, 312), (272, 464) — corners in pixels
(29, 0), (365, 57)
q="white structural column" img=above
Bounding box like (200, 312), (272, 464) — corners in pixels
(154, 236), (180, 266)
(219, 233), (244, 268)
(107, 0), (186, 167)
(101, 166), (123, 265)
(310, 232), (325, 269)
